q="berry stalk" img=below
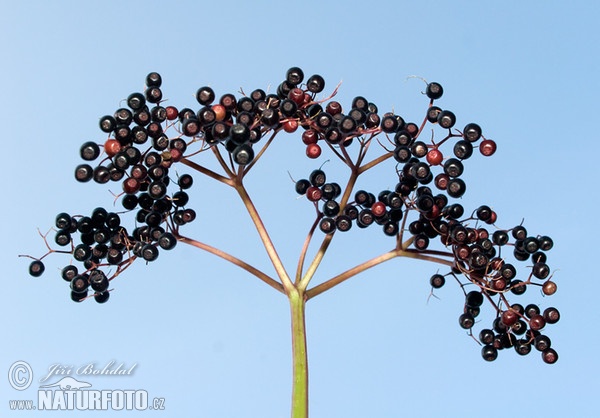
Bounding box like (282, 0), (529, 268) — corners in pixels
(289, 289), (309, 418)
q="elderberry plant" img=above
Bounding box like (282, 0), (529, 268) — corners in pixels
(23, 68), (560, 417)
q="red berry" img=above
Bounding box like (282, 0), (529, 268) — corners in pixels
(542, 280), (557, 296)
(306, 186), (322, 202)
(529, 314), (546, 331)
(302, 129), (319, 145)
(169, 148), (183, 162)
(283, 120), (299, 133)
(501, 309), (519, 327)
(212, 104), (227, 122)
(485, 210), (497, 224)
(492, 277), (507, 291)
(122, 177), (140, 194)
(371, 201), (387, 217)
(165, 106), (179, 121)
(480, 139), (497, 156)
(303, 93), (312, 105)
(426, 148), (443, 166)
(306, 143), (322, 159)
(104, 139), (122, 157)
(288, 88), (305, 106)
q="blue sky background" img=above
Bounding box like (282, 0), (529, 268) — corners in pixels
(2, 1), (599, 417)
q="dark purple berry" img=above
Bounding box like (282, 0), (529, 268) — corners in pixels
(306, 74), (325, 93)
(463, 123), (482, 142)
(437, 110), (456, 129)
(80, 141), (101, 161)
(543, 307), (560, 324)
(75, 164), (94, 182)
(61, 265), (78, 282)
(430, 274), (445, 289)
(534, 335), (552, 351)
(94, 291), (110, 304)
(89, 270), (109, 292)
(70, 274), (89, 293)
(481, 345), (498, 361)
(141, 244), (159, 261)
(232, 143), (254, 166)
(29, 260), (45, 277)
(196, 86), (215, 106)
(158, 232), (177, 250)
(145, 72), (162, 87)
(319, 217), (336, 234)
(542, 348), (558, 364)
(286, 67), (304, 85)
(458, 312), (475, 329)
(479, 329), (495, 345)
(425, 82), (443, 100)
(335, 215), (352, 232)
(465, 291), (484, 308)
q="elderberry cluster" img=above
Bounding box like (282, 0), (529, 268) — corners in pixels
(439, 220), (560, 364)
(29, 208), (179, 303)
(27, 73), (199, 303)
(286, 72), (559, 363)
(295, 169), (405, 235)
(24, 68), (560, 363)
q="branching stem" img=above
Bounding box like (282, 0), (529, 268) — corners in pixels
(176, 233), (284, 294)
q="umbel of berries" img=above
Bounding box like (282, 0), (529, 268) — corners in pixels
(23, 67), (559, 418)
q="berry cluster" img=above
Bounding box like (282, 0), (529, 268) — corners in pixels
(442, 222), (560, 363)
(283, 74), (559, 363)
(295, 169), (404, 235)
(27, 73), (198, 303)
(23, 68), (559, 363)
(29, 208), (179, 303)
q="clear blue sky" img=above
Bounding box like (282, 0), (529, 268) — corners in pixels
(2, 1), (598, 417)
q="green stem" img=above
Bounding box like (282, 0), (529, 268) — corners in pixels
(289, 289), (308, 418)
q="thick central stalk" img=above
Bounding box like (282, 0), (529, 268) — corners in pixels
(289, 289), (308, 418)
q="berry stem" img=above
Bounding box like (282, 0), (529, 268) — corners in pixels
(289, 288), (309, 418)
(175, 233), (284, 294)
(180, 157), (234, 186)
(358, 150), (393, 174)
(306, 248), (455, 300)
(297, 168), (360, 292)
(210, 144), (238, 179)
(234, 180), (294, 292)
(295, 215), (322, 285)
(242, 130), (278, 176)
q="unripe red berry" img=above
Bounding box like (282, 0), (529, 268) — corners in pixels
(306, 186), (322, 202)
(288, 88), (305, 106)
(501, 309), (519, 327)
(302, 129), (319, 145)
(542, 280), (557, 296)
(212, 104), (227, 121)
(283, 119), (299, 133)
(122, 177), (141, 194)
(306, 143), (321, 159)
(165, 106), (179, 120)
(104, 139), (122, 157)
(480, 139), (497, 156)
(426, 149), (443, 166)
(371, 201), (387, 217)
(529, 314), (546, 331)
